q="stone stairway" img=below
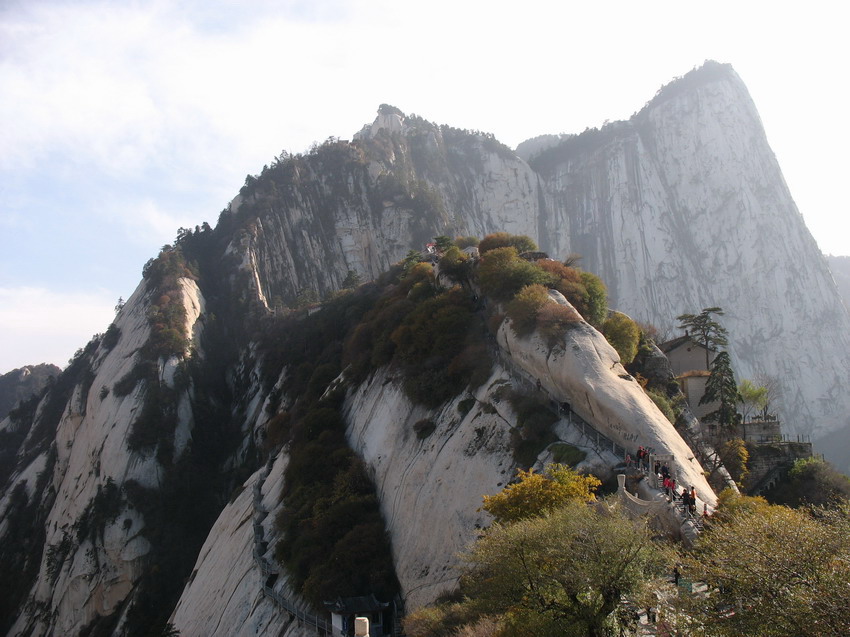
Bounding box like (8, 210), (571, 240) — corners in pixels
(251, 454), (337, 636)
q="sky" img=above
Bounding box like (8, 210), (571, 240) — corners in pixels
(1, 0), (847, 374)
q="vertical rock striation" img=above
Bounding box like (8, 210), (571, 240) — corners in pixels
(532, 62), (850, 445)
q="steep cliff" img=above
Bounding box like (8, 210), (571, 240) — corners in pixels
(216, 63), (850, 449)
(1, 61), (845, 636)
(532, 62), (850, 448)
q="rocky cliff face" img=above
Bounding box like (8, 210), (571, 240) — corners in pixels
(0, 364), (60, 421)
(221, 62), (850, 449)
(531, 63), (850, 448)
(827, 255), (850, 311)
(1, 61), (846, 636)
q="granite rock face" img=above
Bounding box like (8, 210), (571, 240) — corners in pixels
(224, 63), (850, 448)
(2, 61), (847, 636)
(0, 364), (60, 421)
(531, 64), (850, 447)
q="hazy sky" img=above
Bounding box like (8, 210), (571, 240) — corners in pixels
(1, 0), (847, 373)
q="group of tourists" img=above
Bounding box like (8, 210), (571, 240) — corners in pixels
(647, 455), (699, 515)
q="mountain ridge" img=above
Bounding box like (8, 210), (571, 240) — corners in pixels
(2, 60), (849, 635)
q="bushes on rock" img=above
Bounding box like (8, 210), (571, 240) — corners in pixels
(579, 271), (608, 327)
(454, 235), (479, 249)
(276, 402), (399, 608)
(536, 303), (582, 343)
(507, 390), (558, 467)
(506, 284), (550, 335)
(602, 312), (641, 364)
(477, 247), (551, 301)
(438, 246), (472, 282)
(478, 232), (537, 255)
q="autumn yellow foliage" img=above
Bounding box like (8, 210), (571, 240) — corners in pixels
(481, 463), (601, 524)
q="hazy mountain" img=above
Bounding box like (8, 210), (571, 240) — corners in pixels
(0, 364), (60, 421)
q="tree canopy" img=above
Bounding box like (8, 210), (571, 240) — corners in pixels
(677, 307), (728, 368)
(700, 351), (740, 431)
(406, 500), (669, 637)
(602, 312), (640, 364)
(678, 492), (850, 636)
(737, 379), (768, 422)
(481, 464), (600, 524)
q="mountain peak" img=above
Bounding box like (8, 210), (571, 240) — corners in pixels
(637, 59), (741, 116)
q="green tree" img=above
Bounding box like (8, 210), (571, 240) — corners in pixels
(478, 232), (538, 255)
(463, 501), (669, 637)
(505, 284), (550, 336)
(438, 246), (471, 283)
(768, 457), (850, 508)
(454, 235), (479, 249)
(481, 464), (600, 524)
(678, 493), (850, 636)
(737, 379), (768, 422)
(401, 249), (424, 275)
(718, 437), (749, 484)
(294, 288), (319, 308)
(476, 247), (550, 301)
(700, 351), (740, 432)
(341, 270), (362, 289)
(580, 271), (608, 327)
(676, 306), (728, 368)
(434, 235), (454, 252)
(602, 312), (640, 364)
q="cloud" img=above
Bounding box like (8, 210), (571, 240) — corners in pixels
(0, 286), (116, 372)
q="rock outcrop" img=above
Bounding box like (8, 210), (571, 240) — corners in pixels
(0, 364), (60, 421)
(531, 63), (850, 448)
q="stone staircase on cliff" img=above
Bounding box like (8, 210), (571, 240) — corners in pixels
(251, 454), (337, 637)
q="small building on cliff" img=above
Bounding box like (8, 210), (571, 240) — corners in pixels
(659, 334), (813, 495)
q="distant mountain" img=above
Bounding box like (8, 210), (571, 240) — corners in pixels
(0, 364), (60, 420)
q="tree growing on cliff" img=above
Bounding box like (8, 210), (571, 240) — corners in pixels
(676, 306), (728, 368)
(700, 351), (740, 431)
(477, 232), (537, 255)
(737, 379), (768, 422)
(477, 247), (550, 301)
(602, 312), (640, 364)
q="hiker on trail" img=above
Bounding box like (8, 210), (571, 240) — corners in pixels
(681, 488), (691, 510)
(689, 487), (697, 514)
(626, 453), (633, 467)
(669, 477), (677, 499)
(661, 463), (670, 479)
(654, 460), (661, 475)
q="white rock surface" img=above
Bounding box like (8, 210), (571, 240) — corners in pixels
(497, 306), (715, 510)
(4, 277), (206, 636)
(169, 463), (287, 637)
(535, 67), (850, 443)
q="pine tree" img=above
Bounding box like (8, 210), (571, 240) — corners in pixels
(676, 306), (728, 368)
(700, 351), (740, 431)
